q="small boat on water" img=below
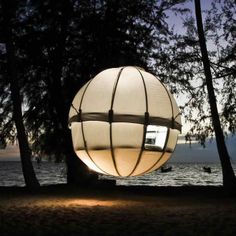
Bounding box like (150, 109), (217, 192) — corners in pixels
(203, 166), (211, 173)
(160, 166), (172, 173)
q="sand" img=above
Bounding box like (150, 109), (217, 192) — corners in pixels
(0, 185), (236, 236)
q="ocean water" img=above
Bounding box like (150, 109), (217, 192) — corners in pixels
(0, 161), (66, 187)
(101, 162), (236, 186)
(0, 161), (236, 187)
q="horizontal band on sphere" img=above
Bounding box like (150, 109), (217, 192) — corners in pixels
(69, 112), (182, 131)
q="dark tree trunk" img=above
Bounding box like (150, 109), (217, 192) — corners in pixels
(194, 0), (236, 192)
(64, 129), (98, 185)
(46, 0), (98, 185)
(2, 0), (40, 190)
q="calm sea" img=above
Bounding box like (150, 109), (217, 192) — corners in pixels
(1, 161), (236, 187)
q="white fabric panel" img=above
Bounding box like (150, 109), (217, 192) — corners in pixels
(112, 123), (143, 148)
(140, 70), (172, 119)
(145, 152), (172, 174)
(76, 150), (105, 174)
(69, 80), (90, 119)
(81, 68), (119, 113)
(89, 150), (119, 176)
(83, 121), (110, 149)
(131, 151), (163, 176)
(113, 67), (146, 115)
(166, 129), (180, 152)
(114, 148), (141, 176)
(71, 123), (84, 150)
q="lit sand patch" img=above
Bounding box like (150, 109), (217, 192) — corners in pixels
(1, 195), (143, 209)
(34, 198), (126, 208)
(1, 191), (236, 236)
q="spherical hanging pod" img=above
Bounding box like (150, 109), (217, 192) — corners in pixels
(69, 66), (181, 177)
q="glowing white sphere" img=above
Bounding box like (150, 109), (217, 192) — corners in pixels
(69, 66), (181, 177)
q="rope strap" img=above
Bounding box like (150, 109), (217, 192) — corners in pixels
(69, 112), (181, 131)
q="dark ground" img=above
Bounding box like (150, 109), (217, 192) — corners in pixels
(0, 184), (236, 236)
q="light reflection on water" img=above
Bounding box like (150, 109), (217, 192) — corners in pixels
(0, 161), (235, 187)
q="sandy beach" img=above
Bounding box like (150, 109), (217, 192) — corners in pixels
(0, 185), (236, 236)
